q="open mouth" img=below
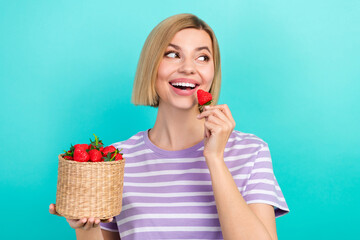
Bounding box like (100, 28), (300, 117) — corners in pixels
(169, 82), (199, 91)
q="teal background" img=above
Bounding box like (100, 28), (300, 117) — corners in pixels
(1, 0), (359, 239)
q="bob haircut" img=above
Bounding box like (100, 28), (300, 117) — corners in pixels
(131, 13), (221, 107)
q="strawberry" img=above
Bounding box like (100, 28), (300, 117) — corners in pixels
(89, 149), (103, 162)
(114, 153), (123, 161)
(102, 146), (116, 156)
(197, 89), (212, 105)
(74, 144), (89, 151)
(63, 155), (73, 160)
(74, 148), (90, 162)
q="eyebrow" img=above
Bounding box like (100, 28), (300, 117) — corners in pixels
(168, 43), (212, 55)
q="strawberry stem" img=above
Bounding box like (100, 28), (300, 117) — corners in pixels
(93, 133), (98, 146)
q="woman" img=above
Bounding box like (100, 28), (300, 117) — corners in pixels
(50, 13), (289, 239)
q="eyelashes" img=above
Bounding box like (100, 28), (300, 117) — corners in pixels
(164, 51), (210, 62)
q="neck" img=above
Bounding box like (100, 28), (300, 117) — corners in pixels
(149, 101), (205, 151)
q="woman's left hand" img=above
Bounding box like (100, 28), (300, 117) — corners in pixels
(197, 104), (236, 161)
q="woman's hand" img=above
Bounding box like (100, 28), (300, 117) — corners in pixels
(49, 203), (113, 230)
(197, 104), (236, 161)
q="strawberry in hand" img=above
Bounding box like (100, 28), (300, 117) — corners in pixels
(197, 89), (212, 113)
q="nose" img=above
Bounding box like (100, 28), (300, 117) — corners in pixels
(178, 57), (196, 75)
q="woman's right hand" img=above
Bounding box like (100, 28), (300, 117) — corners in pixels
(49, 203), (114, 230)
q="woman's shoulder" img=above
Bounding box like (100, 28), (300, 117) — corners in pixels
(229, 129), (269, 147)
(110, 130), (147, 152)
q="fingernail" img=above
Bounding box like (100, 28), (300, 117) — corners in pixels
(197, 114), (200, 118)
(205, 105), (210, 109)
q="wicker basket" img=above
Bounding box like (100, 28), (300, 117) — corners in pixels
(55, 154), (125, 220)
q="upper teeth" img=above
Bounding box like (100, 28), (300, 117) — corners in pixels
(171, 82), (196, 88)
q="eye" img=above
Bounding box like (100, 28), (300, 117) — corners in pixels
(165, 51), (180, 58)
(197, 55), (210, 62)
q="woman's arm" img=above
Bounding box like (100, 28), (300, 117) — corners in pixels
(76, 227), (103, 240)
(198, 104), (277, 240)
(207, 159), (276, 240)
(101, 229), (121, 240)
(75, 228), (121, 240)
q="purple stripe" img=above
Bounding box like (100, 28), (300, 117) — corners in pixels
(245, 182), (281, 193)
(100, 222), (118, 231)
(121, 229), (223, 240)
(124, 184), (214, 193)
(119, 218), (221, 232)
(121, 205), (218, 215)
(248, 172), (275, 180)
(122, 195), (215, 203)
(124, 161), (209, 173)
(244, 192), (286, 205)
(124, 172), (212, 183)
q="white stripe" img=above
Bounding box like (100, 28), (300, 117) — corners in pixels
(255, 157), (272, 163)
(243, 189), (285, 202)
(233, 174), (251, 180)
(124, 149), (153, 157)
(125, 180), (212, 187)
(251, 168), (274, 174)
(121, 226), (221, 238)
(124, 168), (210, 177)
(100, 226), (119, 232)
(121, 201), (216, 211)
(125, 157), (204, 167)
(246, 179), (282, 191)
(123, 187), (245, 198)
(118, 141), (144, 149)
(118, 213), (219, 226)
(224, 152), (258, 162)
(125, 152), (260, 168)
(228, 162), (253, 172)
(122, 191), (215, 198)
(129, 135), (143, 140)
(125, 163), (252, 178)
(247, 179), (275, 185)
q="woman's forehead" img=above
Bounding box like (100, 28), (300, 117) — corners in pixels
(168, 28), (213, 53)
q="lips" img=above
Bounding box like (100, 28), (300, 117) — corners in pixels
(169, 82), (200, 96)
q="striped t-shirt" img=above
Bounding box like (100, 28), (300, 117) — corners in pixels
(100, 129), (289, 239)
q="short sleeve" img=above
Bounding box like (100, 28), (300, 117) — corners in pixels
(243, 144), (290, 217)
(99, 217), (119, 232)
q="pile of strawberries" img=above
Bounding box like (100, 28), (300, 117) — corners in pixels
(63, 134), (123, 162)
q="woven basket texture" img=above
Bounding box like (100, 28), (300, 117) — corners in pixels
(56, 154), (125, 220)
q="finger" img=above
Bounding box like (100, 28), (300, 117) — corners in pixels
(209, 104), (236, 125)
(83, 217), (95, 230)
(101, 217), (113, 223)
(93, 218), (101, 228)
(198, 107), (228, 123)
(204, 121), (218, 134)
(68, 218), (87, 228)
(207, 113), (226, 126)
(49, 204), (61, 216)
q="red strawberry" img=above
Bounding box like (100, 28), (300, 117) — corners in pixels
(115, 153), (123, 161)
(63, 155), (73, 160)
(102, 146), (116, 156)
(197, 89), (212, 105)
(111, 152), (123, 161)
(89, 149), (103, 162)
(74, 148), (90, 162)
(74, 144), (89, 151)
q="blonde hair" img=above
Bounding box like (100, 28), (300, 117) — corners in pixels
(131, 13), (221, 107)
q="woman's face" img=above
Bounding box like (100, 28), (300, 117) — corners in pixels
(155, 28), (214, 111)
